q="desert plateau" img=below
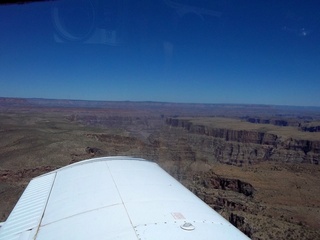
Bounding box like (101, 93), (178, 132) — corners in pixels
(0, 97), (320, 239)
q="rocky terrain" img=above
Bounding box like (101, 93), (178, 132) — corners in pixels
(166, 117), (320, 165)
(0, 98), (320, 239)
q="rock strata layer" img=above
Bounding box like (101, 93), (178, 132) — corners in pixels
(166, 118), (320, 164)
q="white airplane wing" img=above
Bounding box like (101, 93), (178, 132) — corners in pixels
(0, 156), (250, 240)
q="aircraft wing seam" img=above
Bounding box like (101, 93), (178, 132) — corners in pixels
(105, 161), (140, 240)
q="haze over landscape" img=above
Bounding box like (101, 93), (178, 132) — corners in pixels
(1, 0), (320, 106)
(0, 97), (320, 239)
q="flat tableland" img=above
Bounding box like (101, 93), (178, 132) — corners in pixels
(0, 98), (320, 239)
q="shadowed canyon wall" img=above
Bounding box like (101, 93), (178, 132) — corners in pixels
(166, 118), (320, 165)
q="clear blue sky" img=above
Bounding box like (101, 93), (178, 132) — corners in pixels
(0, 0), (319, 106)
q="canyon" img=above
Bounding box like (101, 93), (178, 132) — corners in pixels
(0, 98), (320, 239)
(166, 117), (320, 165)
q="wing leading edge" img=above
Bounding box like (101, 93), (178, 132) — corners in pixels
(0, 156), (250, 240)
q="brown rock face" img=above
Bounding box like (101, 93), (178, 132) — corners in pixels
(188, 170), (255, 237)
(199, 170), (255, 197)
(229, 213), (252, 238)
(166, 118), (320, 165)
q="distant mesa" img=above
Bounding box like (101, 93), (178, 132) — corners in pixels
(301, 125), (320, 132)
(245, 117), (320, 132)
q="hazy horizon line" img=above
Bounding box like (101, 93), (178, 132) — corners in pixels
(1, 96), (320, 109)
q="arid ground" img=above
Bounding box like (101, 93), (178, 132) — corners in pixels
(0, 98), (320, 239)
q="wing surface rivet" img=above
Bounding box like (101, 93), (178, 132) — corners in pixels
(180, 222), (195, 231)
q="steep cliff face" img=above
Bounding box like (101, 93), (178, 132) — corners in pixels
(166, 118), (320, 164)
(196, 170), (255, 197)
(301, 125), (320, 132)
(244, 117), (320, 132)
(245, 117), (297, 127)
(187, 170), (256, 238)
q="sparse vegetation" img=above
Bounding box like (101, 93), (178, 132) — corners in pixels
(0, 99), (320, 239)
